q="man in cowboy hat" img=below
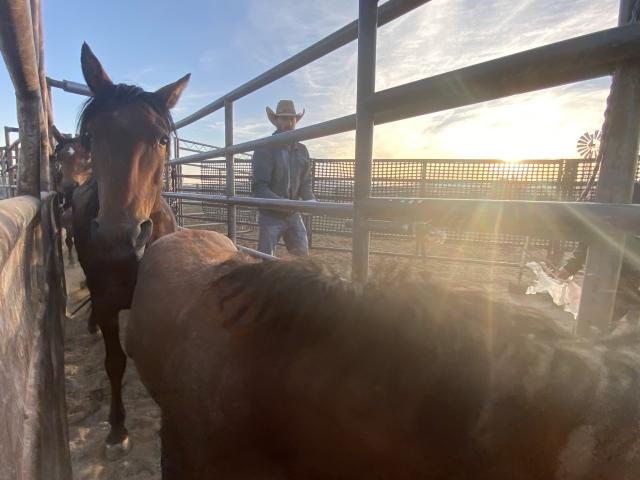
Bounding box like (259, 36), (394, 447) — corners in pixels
(252, 99), (315, 256)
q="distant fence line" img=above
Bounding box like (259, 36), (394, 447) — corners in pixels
(169, 152), (625, 248)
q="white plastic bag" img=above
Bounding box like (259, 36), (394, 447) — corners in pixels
(525, 261), (582, 319)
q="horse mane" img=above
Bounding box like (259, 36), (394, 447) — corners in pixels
(77, 83), (174, 148)
(212, 258), (572, 360)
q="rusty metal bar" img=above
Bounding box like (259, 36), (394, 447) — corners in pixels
(576, 0), (640, 334)
(31, 0), (50, 191)
(352, 0), (378, 282)
(0, 0), (43, 195)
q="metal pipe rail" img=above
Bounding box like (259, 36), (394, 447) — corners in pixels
(166, 23), (640, 167)
(362, 197), (640, 240)
(46, 77), (92, 96)
(237, 245), (279, 261)
(164, 189), (640, 240)
(161, 191), (353, 217)
(167, 116), (354, 166)
(173, 0), (432, 129)
(372, 23), (640, 124)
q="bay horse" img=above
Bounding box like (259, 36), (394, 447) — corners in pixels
(127, 228), (640, 479)
(51, 125), (92, 265)
(72, 42), (189, 458)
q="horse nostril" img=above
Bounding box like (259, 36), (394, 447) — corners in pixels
(134, 219), (153, 250)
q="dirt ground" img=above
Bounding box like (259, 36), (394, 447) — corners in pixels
(64, 256), (161, 480)
(63, 230), (573, 479)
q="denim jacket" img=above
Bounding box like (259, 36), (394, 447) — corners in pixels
(252, 132), (315, 215)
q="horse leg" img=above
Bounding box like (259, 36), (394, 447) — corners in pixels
(87, 300), (99, 334)
(65, 231), (75, 265)
(161, 415), (187, 480)
(99, 312), (131, 459)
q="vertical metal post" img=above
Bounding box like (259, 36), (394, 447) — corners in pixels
(576, 0), (640, 334)
(352, 0), (378, 282)
(173, 135), (183, 227)
(3, 127), (10, 197)
(308, 159), (316, 249)
(163, 136), (172, 194)
(225, 100), (237, 242)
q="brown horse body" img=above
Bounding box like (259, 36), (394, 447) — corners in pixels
(72, 43), (189, 457)
(51, 127), (92, 264)
(127, 229), (640, 480)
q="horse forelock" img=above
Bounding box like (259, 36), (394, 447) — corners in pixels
(53, 135), (79, 157)
(78, 82), (174, 148)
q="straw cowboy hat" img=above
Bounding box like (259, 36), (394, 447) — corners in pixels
(266, 99), (305, 127)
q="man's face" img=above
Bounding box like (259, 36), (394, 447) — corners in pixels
(275, 115), (298, 132)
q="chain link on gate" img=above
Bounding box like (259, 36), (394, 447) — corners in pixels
(579, 0), (640, 201)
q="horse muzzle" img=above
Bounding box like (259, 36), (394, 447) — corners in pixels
(90, 218), (154, 261)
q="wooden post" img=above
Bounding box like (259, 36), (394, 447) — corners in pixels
(225, 100), (236, 242)
(0, 0), (46, 196)
(576, 0), (640, 334)
(352, 0), (378, 282)
(31, 0), (50, 191)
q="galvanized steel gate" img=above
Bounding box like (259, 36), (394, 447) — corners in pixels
(46, 0), (640, 332)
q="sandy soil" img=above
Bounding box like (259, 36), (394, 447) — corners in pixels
(64, 254), (161, 480)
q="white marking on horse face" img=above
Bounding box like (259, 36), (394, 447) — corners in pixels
(66, 146), (76, 156)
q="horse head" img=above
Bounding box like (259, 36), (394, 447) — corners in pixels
(78, 42), (189, 261)
(51, 125), (92, 208)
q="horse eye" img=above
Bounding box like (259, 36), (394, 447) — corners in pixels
(159, 135), (169, 146)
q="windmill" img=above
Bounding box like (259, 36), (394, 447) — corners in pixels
(576, 130), (601, 159)
(576, 130), (603, 202)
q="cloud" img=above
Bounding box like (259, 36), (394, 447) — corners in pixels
(180, 0), (622, 160)
(271, 0), (620, 159)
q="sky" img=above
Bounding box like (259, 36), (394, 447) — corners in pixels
(0, 0), (620, 160)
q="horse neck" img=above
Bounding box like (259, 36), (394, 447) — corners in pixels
(149, 195), (177, 242)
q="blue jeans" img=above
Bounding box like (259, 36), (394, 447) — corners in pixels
(257, 212), (309, 256)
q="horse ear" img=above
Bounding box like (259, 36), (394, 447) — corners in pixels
(81, 42), (113, 96)
(50, 124), (64, 143)
(155, 74), (191, 110)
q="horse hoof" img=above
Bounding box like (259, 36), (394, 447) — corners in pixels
(104, 436), (131, 461)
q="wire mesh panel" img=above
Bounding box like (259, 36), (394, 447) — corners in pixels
(171, 137), (638, 249)
(199, 159), (257, 227)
